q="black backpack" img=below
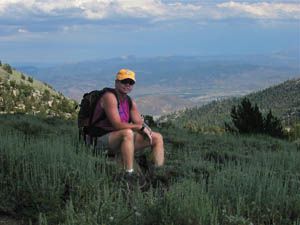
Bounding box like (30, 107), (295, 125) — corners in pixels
(77, 87), (132, 144)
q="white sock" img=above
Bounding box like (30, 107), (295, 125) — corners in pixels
(126, 168), (134, 173)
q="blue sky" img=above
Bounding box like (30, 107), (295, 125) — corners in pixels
(0, 0), (299, 64)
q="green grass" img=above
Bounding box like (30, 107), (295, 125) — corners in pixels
(0, 115), (299, 225)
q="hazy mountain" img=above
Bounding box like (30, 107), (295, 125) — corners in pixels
(14, 51), (300, 116)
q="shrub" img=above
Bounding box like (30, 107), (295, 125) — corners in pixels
(57, 97), (76, 114)
(143, 114), (156, 127)
(2, 63), (12, 74)
(44, 83), (54, 90)
(9, 80), (17, 88)
(19, 83), (33, 97)
(28, 77), (34, 83)
(42, 89), (51, 101)
(289, 123), (300, 141)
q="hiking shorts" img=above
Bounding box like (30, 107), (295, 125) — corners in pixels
(93, 131), (138, 154)
(94, 132), (123, 156)
(95, 133), (110, 149)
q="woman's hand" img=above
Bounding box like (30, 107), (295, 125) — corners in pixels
(140, 125), (152, 145)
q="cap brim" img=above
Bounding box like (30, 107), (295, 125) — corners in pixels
(117, 77), (136, 81)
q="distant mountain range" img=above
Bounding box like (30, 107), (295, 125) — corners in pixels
(1, 60), (299, 129)
(14, 50), (300, 116)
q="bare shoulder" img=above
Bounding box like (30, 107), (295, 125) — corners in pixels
(103, 91), (117, 100)
(101, 91), (117, 107)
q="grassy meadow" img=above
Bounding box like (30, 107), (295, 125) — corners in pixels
(0, 114), (300, 225)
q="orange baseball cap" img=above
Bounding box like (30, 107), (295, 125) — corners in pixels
(116, 69), (136, 81)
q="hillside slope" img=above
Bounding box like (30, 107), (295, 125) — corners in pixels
(0, 113), (299, 224)
(163, 78), (300, 129)
(0, 63), (77, 119)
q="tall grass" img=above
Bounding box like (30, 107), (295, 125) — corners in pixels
(0, 115), (299, 224)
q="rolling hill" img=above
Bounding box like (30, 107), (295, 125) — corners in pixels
(0, 63), (77, 119)
(162, 78), (300, 130)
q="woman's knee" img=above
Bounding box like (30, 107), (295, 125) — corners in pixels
(152, 132), (163, 145)
(120, 129), (134, 141)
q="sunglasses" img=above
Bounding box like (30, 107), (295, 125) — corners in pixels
(120, 79), (135, 85)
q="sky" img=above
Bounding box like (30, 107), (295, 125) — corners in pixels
(0, 0), (299, 65)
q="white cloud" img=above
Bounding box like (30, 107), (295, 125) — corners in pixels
(0, 0), (202, 20)
(218, 1), (300, 19)
(17, 28), (28, 33)
(115, 1), (202, 20)
(0, 0), (299, 21)
(0, 0), (299, 37)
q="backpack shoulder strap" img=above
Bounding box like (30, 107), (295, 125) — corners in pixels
(127, 95), (133, 110)
(126, 95), (133, 122)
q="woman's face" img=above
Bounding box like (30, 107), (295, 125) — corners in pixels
(115, 79), (135, 94)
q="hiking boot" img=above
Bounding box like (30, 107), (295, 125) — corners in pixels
(123, 172), (139, 184)
(122, 172), (147, 190)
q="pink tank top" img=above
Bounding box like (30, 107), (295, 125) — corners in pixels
(119, 98), (130, 123)
(92, 92), (130, 132)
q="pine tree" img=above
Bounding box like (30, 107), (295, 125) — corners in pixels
(264, 110), (284, 138)
(230, 98), (264, 134)
(226, 98), (284, 138)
